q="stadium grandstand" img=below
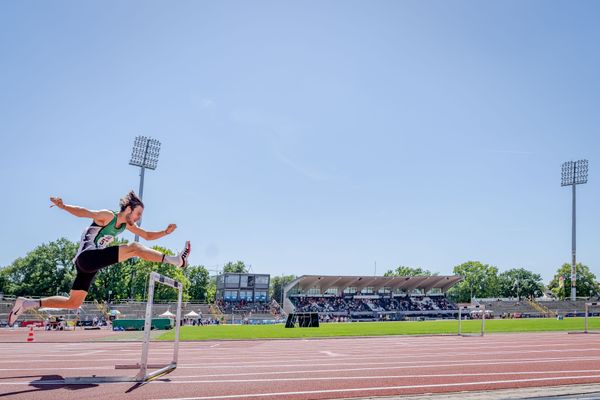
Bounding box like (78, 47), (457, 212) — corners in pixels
(3, 272), (597, 328)
(282, 275), (462, 322)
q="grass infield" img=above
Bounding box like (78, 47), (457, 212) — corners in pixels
(158, 317), (600, 341)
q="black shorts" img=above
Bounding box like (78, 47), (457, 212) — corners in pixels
(71, 246), (120, 292)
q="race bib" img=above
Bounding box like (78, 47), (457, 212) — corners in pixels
(97, 235), (115, 249)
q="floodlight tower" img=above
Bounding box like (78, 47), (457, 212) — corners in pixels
(128, 136), (161, 300)
(561, 159), (589, 301)
(129, 136), (161, 242)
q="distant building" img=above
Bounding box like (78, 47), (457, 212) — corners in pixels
(216, 273), (270, 302)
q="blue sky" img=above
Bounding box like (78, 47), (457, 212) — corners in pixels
(1, 1), (598, 283)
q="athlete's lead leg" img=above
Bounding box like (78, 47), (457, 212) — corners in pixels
(118, 241), (191, 268)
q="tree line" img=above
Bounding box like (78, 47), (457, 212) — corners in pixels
(0, 239), (597, 303)
(385, 262), (599, 302)
(0, 238), (286, 303)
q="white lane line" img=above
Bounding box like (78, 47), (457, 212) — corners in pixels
(3, 346), (600, 365)
(2, 369), (600, 386)
(174, 356), (600, 375)
(319, 351), (343, 357)
(18, 350), (173, 357)
(148, 369), (600, 384)
(64, 350), (106, 357)
(1, 339), (599, 358)
(139, 374), (600, 399)
(0, 366), (115, 371)
(171, 355), (600, 371)
(1, 355), (599, 373)
(0, 355), (184, 363)
(169, 356), (600, 378)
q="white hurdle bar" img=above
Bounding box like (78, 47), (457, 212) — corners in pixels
(584, 302), (600, 334)
(65, 271), (183, 384)
(458, 304), (485, 337)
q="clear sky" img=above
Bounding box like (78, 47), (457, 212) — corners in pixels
(1, 1), (598, 283)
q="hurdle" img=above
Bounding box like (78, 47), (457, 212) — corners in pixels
(64, 271), (183, 384)
(569, 302), (600, 335)
(457, 304), (486, 337)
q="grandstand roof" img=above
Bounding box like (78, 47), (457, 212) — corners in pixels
(285, 275), (462, 294)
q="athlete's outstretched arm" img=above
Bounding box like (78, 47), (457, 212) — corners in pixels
(50, 197), (113, 224)
(127, 223), (177, 241)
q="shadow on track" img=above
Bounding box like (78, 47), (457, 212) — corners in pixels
(0, 374), (96, 397)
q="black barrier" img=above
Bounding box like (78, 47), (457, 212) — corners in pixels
(285, 313), (295, 328)
(284, 312), (319, 328)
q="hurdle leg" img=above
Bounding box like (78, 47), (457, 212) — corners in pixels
(173, 280), (183, 364)
(134, 276), (156, 381)
(481, 304), (485, 337)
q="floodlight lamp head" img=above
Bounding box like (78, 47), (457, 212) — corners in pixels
(129, 136), (161, 170)
(561, 159), (588, 186)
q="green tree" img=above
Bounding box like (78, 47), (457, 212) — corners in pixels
(223, 261), (248, 273)
(0, 269), (9, 294)
(449, 261), (499, 303)
(1, 238), (77, 296)
(205, 277), (217, 303)
(548, 263), (598, 299)
(384, 266), (435, 276)
(497, 268), (544, 300)
(185, 265), (210, 301)
(0, 239), (198, 303)
(270, 275), (297, 304)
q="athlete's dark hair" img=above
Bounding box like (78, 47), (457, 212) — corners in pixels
(120, 191), (144, 212)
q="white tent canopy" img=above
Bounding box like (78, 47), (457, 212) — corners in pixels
(185, 311), (200, 317)
(160, 310), (175, 318)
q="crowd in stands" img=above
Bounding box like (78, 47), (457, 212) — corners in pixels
(290, 295), (458, 314)
(292, 297), (371, 313)
(217, 299), (272, 314)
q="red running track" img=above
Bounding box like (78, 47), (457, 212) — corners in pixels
(1, 330), (600, 400)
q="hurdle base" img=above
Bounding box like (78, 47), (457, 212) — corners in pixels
(63, 376), (141, 384)
(140, 363), (177, 382)
(62, 362), (177, 384)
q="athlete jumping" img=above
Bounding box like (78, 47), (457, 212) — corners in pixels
(8, 191), (191, 327)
